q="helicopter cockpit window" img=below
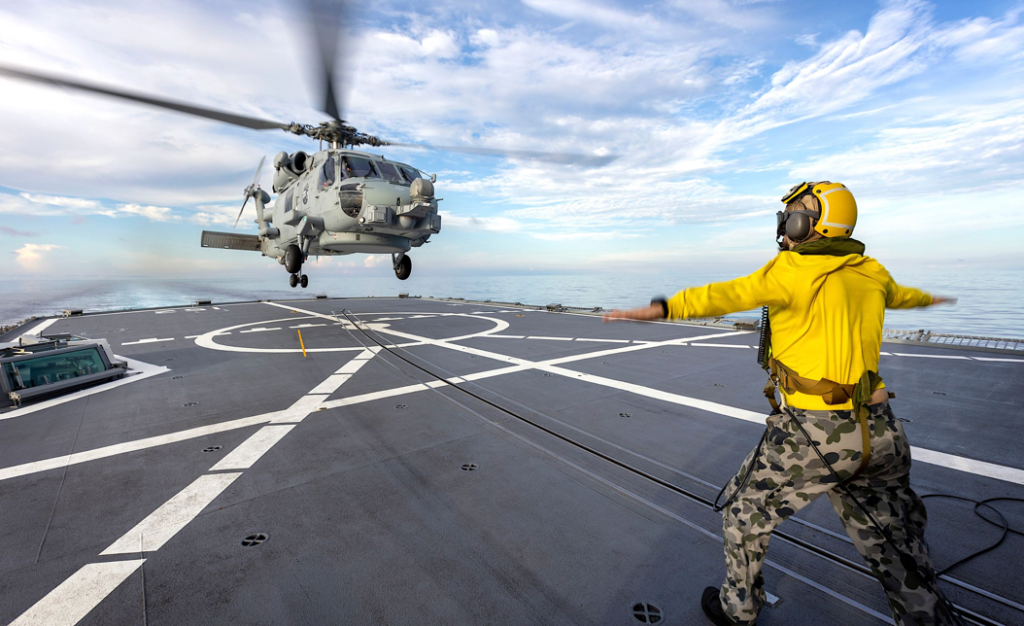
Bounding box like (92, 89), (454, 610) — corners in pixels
(399, 167), (421, 184)
(341, 156), (379, 180)
(376, 161), (404, 185)
(318, 158), (337, 189)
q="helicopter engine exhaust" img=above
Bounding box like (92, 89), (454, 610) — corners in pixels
(289, 151), (308, 173)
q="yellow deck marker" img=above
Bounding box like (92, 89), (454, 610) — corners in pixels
(297, 330), (308, 357)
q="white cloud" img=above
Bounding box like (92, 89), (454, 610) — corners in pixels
(437, 211), (522, 233)
(13, 243), (62, 270)
(20, 193), (100, 209)
(115, 204), (179, 222)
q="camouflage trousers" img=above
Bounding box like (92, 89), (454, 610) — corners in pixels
(718, 402), (955, 625)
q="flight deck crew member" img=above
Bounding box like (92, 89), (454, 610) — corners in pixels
(604, 182), (957, 626)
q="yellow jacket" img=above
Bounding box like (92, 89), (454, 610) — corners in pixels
(666, 251), (933, 410)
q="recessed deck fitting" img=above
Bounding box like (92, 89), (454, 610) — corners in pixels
(240, 533), (268, 547)
(631, 602), (662, 623)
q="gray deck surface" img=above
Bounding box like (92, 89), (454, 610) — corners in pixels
(1, 298), (1022, 625)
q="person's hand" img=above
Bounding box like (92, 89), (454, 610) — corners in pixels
(930, 296), (957, 306)
(602, 304), (664, 322)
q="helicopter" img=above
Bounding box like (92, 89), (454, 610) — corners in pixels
(0, 1), (614, 288)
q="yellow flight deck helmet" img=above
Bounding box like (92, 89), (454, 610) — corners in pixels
(776, 181), (858, 246)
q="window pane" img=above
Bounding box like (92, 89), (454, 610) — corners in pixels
(3, 348), (106, 390)
(400, 167), (421, 183)
(376, 161), (404, 185)
(341, 156), (379, 179)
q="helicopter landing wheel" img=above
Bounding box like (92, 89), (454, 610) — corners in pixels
(285, 244), (303, 274)
(300, 274), (308, 289)
(395, 255), (412, 280)
(289, 273), (299, 288)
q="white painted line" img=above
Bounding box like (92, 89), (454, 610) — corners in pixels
(0, 357), (169, 421)
(194, 314), (363, 354)
(891, 353), (971, 360)
(408, 315), (435, 319)
(912, 448), (1024, 485)
(0, 413), (274, 481)
(527, 336), (573, 341)
(972, 357), (1024, 363)
(121, 337), (173, 346)
(239, 327), (281, 334)
(185, 335), (200, 339)
(213, 307), (222, 310)
(482, 335), (525, 339)
(289, 323), (326, 329)
(155, 310), (175, 314)
(575, 338), (629, 344)
(690, 343), (750, 349)
(9, 559), (146, 626)
(632, 340), (658, 344)
(542, 331), (745, 367)
(20, 318), (59, 337)
(185, 308), (206, 312)
(880, 352), (894, 356)
(209, 425), (295, 471)
(101, 472), (243, 555)
(543, 365), (765, 423)
(308, 374), (352, 394)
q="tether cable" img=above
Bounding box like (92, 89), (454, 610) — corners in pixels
(337, 310), (1004, 626)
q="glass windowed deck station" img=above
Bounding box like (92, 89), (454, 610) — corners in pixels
(0, 333), (127, 409)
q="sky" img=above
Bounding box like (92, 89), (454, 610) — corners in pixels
(0, 0), (1022, 280)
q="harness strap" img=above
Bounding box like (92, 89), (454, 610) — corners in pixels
(766, 358), (881, 478)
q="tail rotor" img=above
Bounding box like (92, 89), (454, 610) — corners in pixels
(234, 156), (266, 228)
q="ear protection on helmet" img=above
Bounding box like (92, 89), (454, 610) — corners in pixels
(777, 181), (858, 248)
(776, 209), (819, 247)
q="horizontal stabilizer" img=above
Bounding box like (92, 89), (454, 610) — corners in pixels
(201, 231), (261, 252)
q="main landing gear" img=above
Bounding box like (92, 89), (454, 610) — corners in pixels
(393, 253), (412, 281)
(285, 244), (308, 288)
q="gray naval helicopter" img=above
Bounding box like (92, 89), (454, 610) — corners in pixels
(0, 1), (612, 288)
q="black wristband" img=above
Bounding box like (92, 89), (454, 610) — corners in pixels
(650, 297), (668, 319)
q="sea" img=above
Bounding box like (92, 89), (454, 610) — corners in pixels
(2, 271), (1023, 340)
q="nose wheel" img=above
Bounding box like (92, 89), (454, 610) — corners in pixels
(289, 273), (309, 288)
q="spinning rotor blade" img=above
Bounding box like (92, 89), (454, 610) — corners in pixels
(0, 65), (292, 131)
(306, 0), (349, 121)
(236, 156), (266, 228)
(386, 141), (618, 167)
(252, 155), (266, 187)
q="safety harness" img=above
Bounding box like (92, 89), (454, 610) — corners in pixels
(762, 359), (889, 477)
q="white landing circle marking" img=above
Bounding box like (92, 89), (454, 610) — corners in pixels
(195, 311), (509, 354)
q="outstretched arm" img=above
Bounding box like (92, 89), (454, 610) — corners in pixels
(886, 278), (956, 309)
(603, 303), (664, 322)
(604, 259), (788, 323)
